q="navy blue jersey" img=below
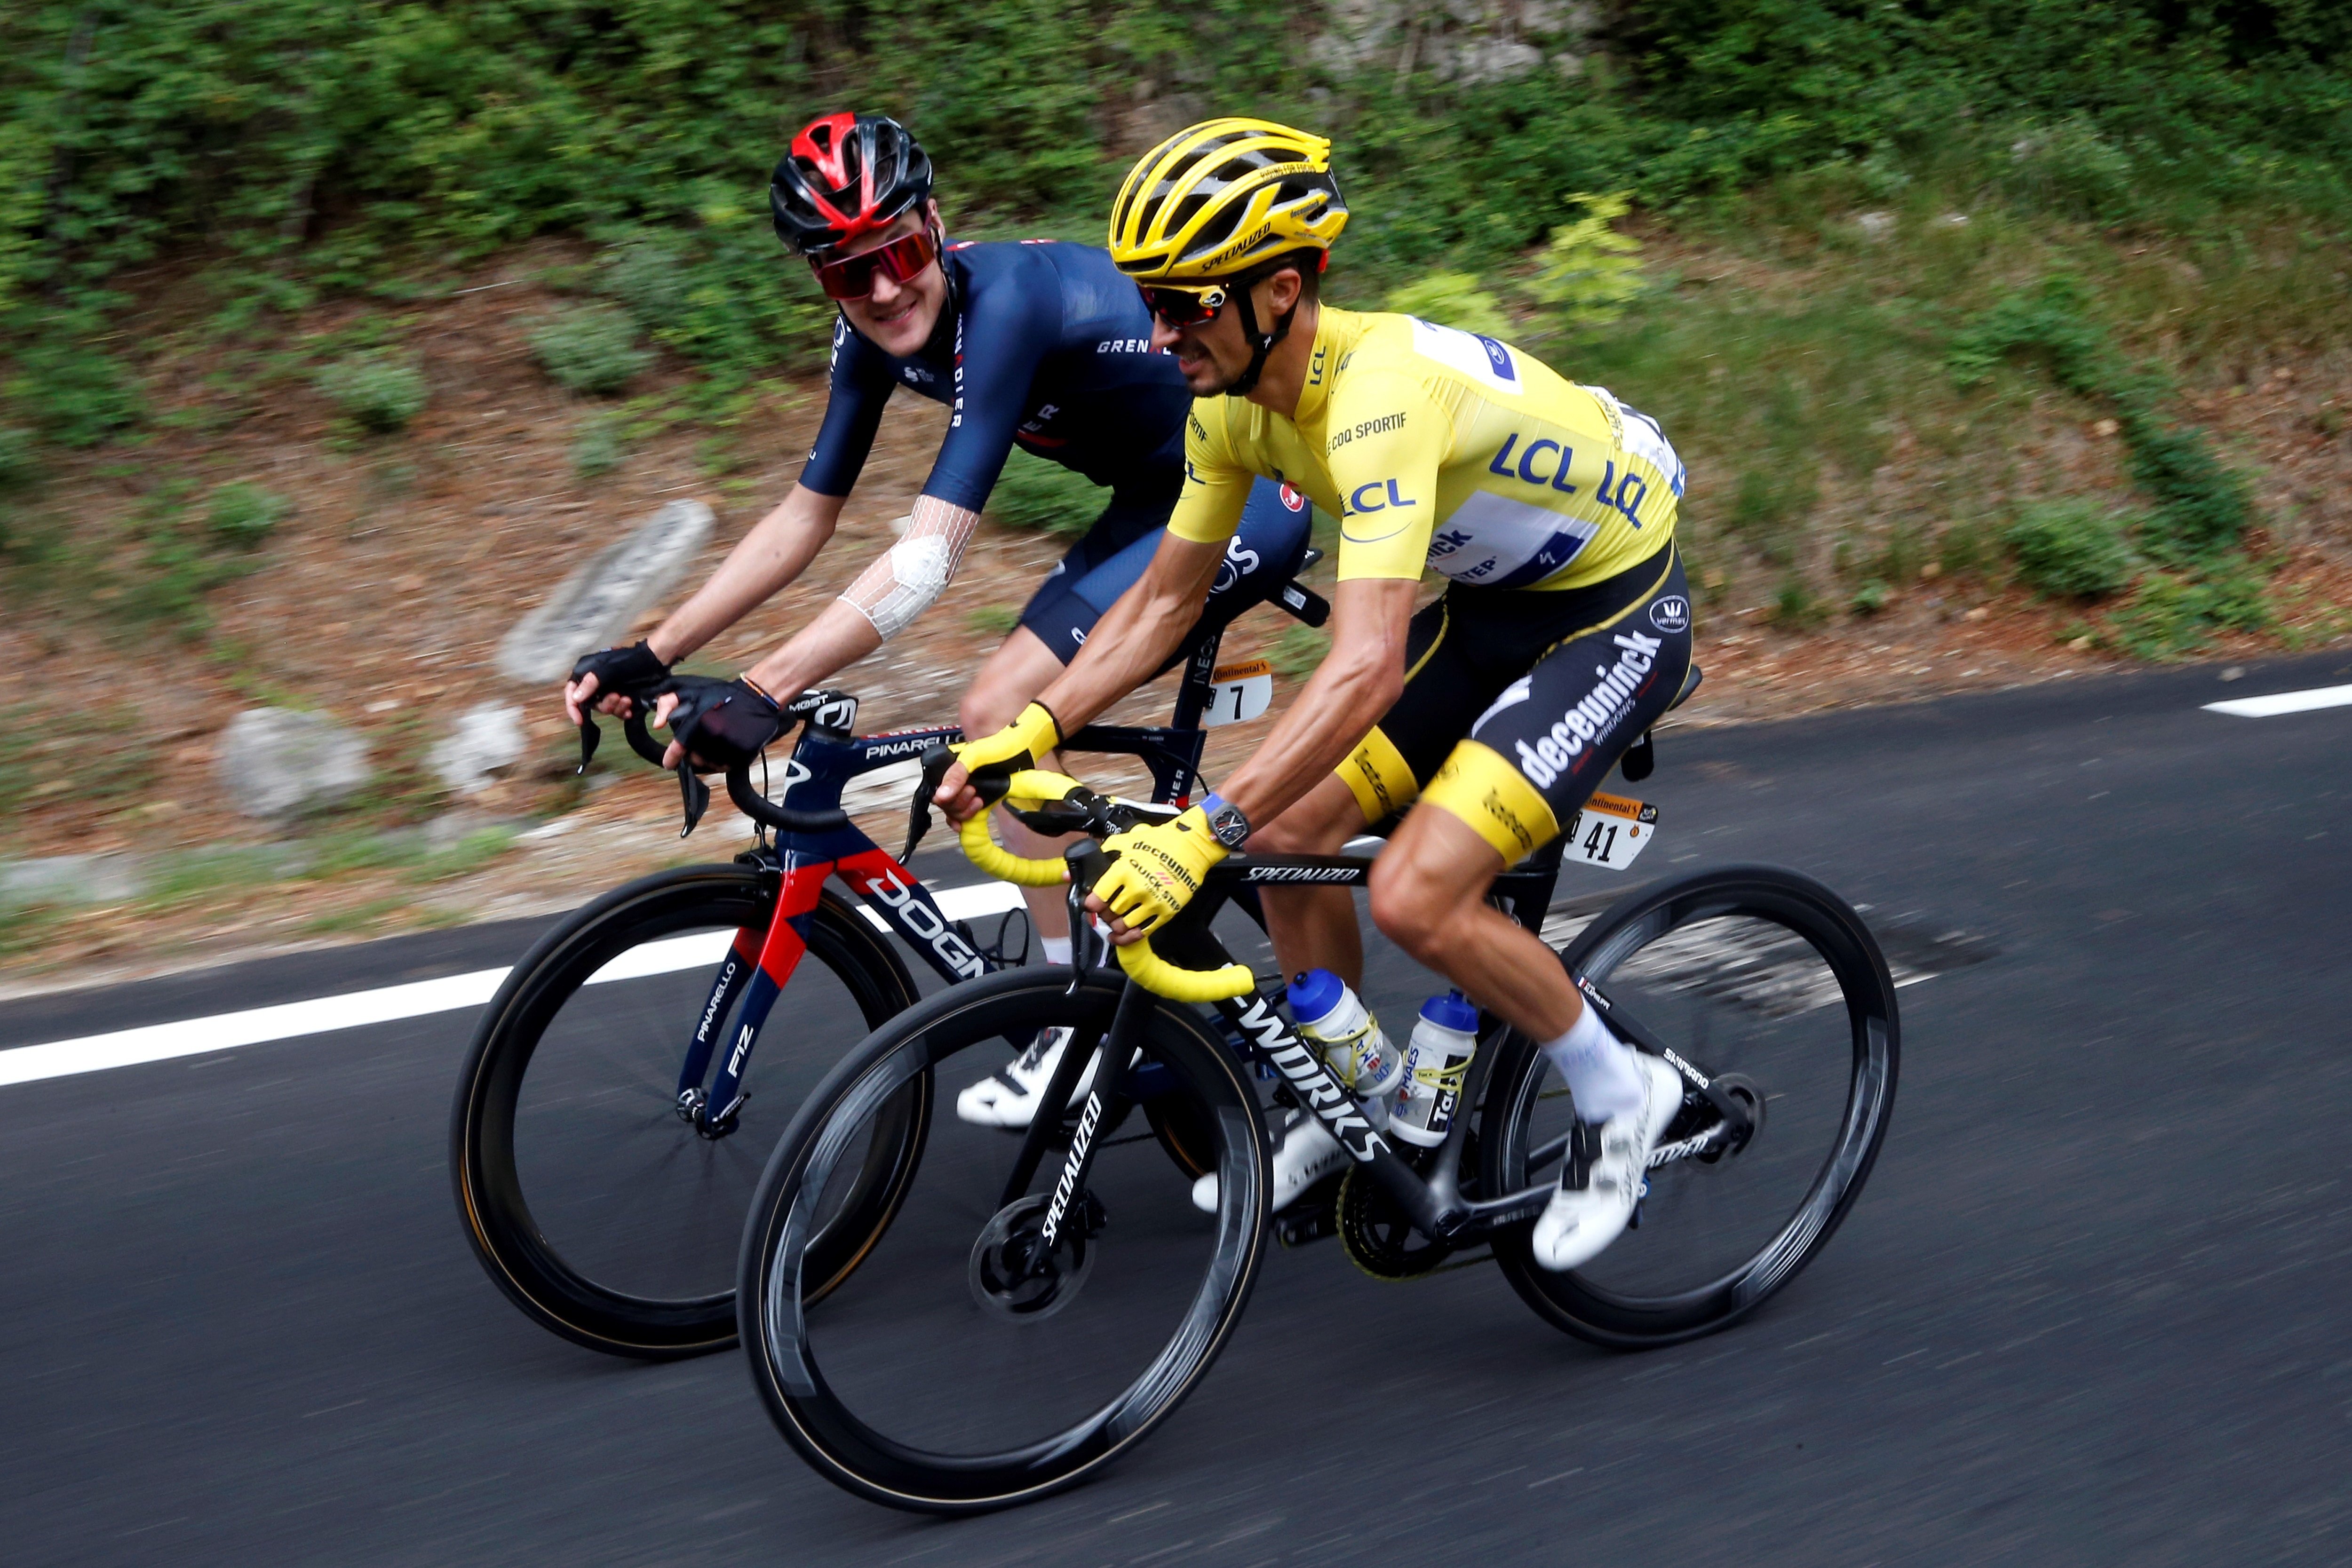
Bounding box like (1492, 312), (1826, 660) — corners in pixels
(798, 239), (1191, 511)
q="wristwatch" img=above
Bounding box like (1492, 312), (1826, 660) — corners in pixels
(1199, 791), (1251, 851)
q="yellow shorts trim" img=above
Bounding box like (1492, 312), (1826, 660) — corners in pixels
(1337, 725), (1419, 826)
(1421, 740), (1562, 864)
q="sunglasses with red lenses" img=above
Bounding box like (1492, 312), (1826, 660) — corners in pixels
(811, 226), (940, 301)
(1138, 282), (1230, 329)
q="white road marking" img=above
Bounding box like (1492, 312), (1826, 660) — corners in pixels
(0, 879), (1029, 1090)
(2203, 684), (2352, 718)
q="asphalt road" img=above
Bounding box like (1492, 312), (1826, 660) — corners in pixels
(4, 653), (2349, 1567)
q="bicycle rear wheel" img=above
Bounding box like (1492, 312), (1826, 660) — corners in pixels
(739, 967), (1270, 1513)
(1484, 864), (1898, 1348)
(451, 865), (921, 1359)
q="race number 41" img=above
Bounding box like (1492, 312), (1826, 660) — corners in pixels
(1565, 791), (1659, 869)
(1202, 659), (1275, 728)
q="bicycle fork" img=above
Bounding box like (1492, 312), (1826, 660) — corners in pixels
(675, 864), (834, 1135)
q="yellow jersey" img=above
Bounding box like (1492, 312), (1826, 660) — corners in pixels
(1169, 307), (1682, 591)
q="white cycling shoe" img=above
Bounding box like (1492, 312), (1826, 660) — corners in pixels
(1190, 1107), (1349, 1215)
(1531, 1054), (1685, 1273)
(954, 1027), (1088, 1129)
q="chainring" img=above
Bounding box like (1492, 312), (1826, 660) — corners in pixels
(1337, 1166), (1454, 1281)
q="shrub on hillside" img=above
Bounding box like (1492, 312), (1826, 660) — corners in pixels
(2004, 501), (2133, 598)
(1531, 193), (1645, 330)
(985, 451), (1100, 535)
(529, 304), (653, 396)
(1385, 273), (1511, 338)
(206, 481), (288, 547)
(316, 353), (428, 434)
(0, 423), (33, 489)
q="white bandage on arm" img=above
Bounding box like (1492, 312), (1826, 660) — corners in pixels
(841, 495), (982, 641)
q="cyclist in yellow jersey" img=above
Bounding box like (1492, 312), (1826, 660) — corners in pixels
(938, 119), (1693, 1272)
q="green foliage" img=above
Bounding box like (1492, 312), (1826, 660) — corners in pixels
(1770, 577), (1827, 629)
(2107, 562), (2273, 658)
(529, 303), (653, 396)
(1530, 193), (1645, 330)
(2004, 502), (2134, 599)
(985, 449), (1102, 535)
(571, 413), (625, 479)
(966, 605), (1022, 637)
(206, 481), (287, 548)
(0, 423), (33, 490)
(1271, 624), (1330, 680)
(7, 327), (142, 447)
(315, 352), (428, 433)
(1384, 273), (1510, 337)
(1849, 579), (1890, 616)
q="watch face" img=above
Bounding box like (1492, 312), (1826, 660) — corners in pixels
(1208, 804), (1249, 847)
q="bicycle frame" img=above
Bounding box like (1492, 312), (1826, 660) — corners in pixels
(666, 616), (1280, 1135)
(1031, 839), (1756, 1250)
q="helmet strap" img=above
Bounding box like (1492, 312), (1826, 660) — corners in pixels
(1225, 278), (1296, 399)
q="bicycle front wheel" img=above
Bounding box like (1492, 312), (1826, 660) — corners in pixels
(451, 865), (920, 1359)
(1484, 864), (1898, 1348)
(739, 967), (1270, 1513)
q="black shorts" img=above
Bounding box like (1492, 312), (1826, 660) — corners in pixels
(1337, 542), (1692, 862)
(1016, 476), (1311, 666)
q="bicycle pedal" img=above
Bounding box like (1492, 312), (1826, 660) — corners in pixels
(1275, 1204), (1339, 1248)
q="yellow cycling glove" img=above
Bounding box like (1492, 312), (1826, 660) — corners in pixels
(951, 701), (1061, 779)
(1093, 807), (1227, 935)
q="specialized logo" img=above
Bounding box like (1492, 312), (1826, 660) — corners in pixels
(850, 865), (985, 978)
(1039, 1090), (1104, 1246)
(1235, 997), (1388, 1162)
(1241, 865), (1362, 883)
(1511, 631), (1661, 790)
(1649, 595), (1690, 634)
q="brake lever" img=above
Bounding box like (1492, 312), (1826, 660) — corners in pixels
(576, 712), (602, 774)
(904, 744), (959, 861)
(676, 764), (710, 838)
(1065, 841), (1110, 996)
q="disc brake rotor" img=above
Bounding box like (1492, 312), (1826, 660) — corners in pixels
(967, 1192), (1100, 1321)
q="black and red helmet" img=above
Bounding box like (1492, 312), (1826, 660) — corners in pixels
(770, 112), (934, 256)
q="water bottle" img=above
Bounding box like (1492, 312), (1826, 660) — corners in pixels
(1287, 970), (1405, 1121)
(1390, 991), (1480, 1148)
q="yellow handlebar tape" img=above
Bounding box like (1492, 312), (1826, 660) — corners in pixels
(1115, 938), (1255, 1002)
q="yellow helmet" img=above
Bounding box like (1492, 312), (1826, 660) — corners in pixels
(1108, 118), (1348, 282)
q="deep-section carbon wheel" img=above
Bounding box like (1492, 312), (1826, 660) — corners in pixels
(739, 968), (1269, 1513)
(1485, 864), (1898, 1348)
(451, 865), (920, 1359)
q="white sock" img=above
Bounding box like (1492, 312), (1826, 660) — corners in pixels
(1039, 935), (1073, 966)
(1539, 1005), (1645, 1124)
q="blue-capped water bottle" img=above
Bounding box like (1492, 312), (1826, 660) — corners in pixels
(1390, 991), (1480, 1148)
(1287, 969), (1404, 1127)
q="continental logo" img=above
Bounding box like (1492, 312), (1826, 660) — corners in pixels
(1328, 412), (1406, 452)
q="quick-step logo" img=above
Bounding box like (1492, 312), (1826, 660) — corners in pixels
(1235, 997), (1387, 1162)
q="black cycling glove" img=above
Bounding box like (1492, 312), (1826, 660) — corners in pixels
(569, 640), (671, 704)
(659, 675), (789, 770)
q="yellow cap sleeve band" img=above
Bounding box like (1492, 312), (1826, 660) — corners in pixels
(1336, 725), (1420, 826)
(1419, 740), (1561, 864)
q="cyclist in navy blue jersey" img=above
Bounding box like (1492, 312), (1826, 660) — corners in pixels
(564, 112), (1308, 1125)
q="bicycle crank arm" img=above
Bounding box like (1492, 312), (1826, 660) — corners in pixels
(1572, 976), (1756, 1142)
